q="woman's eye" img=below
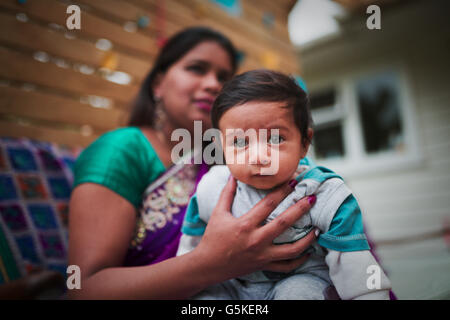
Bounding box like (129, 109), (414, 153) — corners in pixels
(269, 135), (284, 145)
(217, 72), (230, 83)
(187, 65), (206, 74)
(233, 137), (248, 148)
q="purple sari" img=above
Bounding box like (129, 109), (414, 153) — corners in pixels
(123, 155), (209, 267)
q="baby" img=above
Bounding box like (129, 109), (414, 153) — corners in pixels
(176, 69), (392, 300)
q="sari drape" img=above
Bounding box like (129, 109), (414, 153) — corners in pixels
(123, 153), (209, 267)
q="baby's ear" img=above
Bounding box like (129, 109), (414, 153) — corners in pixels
(307, 128), (314, 143)
(301, 128), (314, 156)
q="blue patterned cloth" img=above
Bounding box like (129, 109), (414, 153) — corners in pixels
(0, 137), (80, 283)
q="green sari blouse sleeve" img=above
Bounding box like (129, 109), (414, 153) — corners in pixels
(73, 127), (166, 209)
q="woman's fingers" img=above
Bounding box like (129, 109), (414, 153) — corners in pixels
(242, 178), (300, 227)
(260, 195), (316, 242)
(215, 175), (237, 213)
(267, 227), (319, 261)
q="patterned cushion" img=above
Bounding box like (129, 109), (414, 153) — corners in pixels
(0, 137), (81, 284)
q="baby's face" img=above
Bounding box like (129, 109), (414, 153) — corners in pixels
(218, 101), (309, 190)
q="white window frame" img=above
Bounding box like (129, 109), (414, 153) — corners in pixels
(307, 62), (423, 178)
(308, 82), (347, 161)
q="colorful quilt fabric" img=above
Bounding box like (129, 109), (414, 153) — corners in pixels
(0, 137), (81, 283)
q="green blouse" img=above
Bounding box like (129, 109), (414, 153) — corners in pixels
(73, 127), (166, 209)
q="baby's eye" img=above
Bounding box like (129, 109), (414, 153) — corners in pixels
(268, 134), (284, 145)
(233, 137), (248, 148)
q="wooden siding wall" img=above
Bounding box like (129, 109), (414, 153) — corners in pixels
(0, 0), (299, 148)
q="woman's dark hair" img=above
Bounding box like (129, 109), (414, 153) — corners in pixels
(128, 27), (238, 127)
(211, 69), (313, 147)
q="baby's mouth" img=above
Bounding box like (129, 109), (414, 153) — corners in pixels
(252, 172), (272, 177)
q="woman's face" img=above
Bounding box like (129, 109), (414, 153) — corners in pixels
(153, 41), (234, 133)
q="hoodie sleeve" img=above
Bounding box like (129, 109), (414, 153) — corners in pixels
(325, 249), (392, 300)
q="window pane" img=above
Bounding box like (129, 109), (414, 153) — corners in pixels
(313, 122), (345, 160)
(357, 71), (404, 154)
(309, 88), (335, 111)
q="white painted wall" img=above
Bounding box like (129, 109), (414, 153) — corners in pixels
(296, 0), (450, 299)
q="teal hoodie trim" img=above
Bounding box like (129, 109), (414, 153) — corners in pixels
(181, 194), (206, 236)
(317, 194), (370, 252)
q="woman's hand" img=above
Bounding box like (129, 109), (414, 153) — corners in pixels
(194, 175), (317, 283)
(68, 176), (316, 299)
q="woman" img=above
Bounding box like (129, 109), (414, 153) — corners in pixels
(68, 27), (318, 299)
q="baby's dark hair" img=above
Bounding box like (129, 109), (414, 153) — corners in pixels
(211, 69), (313, 147)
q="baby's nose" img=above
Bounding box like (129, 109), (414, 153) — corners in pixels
(249, 143), (271, 165)
(260, 157), (271, 165)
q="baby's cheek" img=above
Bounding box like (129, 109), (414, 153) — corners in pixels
(278, 152), (300, 179)
(226, 163), (247, 182)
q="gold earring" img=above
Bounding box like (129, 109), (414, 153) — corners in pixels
(154, 96), (166, 130)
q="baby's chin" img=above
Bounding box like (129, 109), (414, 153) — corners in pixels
(239, 175), (286, 190)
